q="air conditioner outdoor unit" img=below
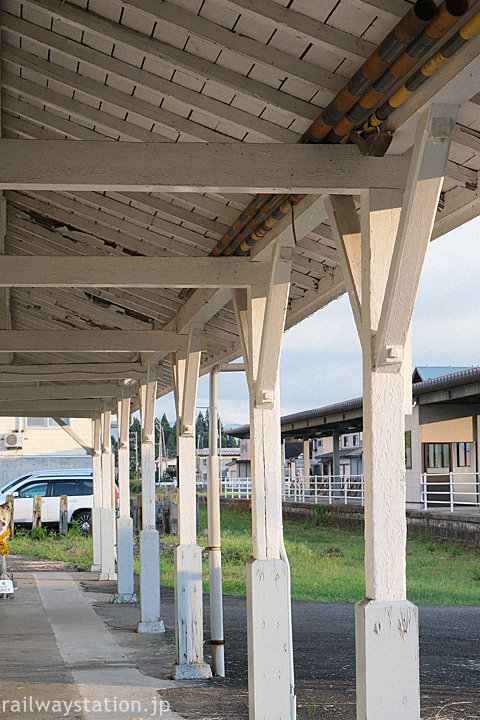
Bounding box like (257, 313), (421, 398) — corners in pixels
(3, 432), (23, 449)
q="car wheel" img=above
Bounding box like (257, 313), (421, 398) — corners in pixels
(72, 510), (91, 536)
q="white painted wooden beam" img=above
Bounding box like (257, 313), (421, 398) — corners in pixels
(174, 289), (232, 333)
(0, 12), (298, 144)
(0, 408), (100, 417)
(433, 183), (480, 239)
(0, 330), (188, 353)
(221, 0), (375, 62)
(0, 384), (122, 401)
(113, 0), (344, 94)
(254, 246), (293, 408)
(0, 362), (145, 381)
(0, 399), (103, 413)
(0, 141), (409, 193)
(1, 72), (170, 145)
(0, 256), (271, 288)
(325, 195), (362, 332)
(375, 104), (458, 366)
(3, 45), (227, 144)
(181, 325), (203, 432)
(52, 417), (94, 455)
(18, 0), (317, 122)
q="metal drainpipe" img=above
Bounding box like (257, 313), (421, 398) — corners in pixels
(280, 531), (296, 720)
(207, 365), (225, 676)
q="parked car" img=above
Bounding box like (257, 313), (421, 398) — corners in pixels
(0, 468), (94, 534)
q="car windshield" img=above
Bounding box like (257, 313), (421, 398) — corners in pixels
(1, 474), (33, 494)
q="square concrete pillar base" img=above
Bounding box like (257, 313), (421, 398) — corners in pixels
(112, 592), (137, 604)
(90, 564), (101, 572)
(139, 529), (164, 629)
(356, 598), (420, 720)
(117, 517), (135, 597)
(171, 662), (212, 679)
(137, 620), (165, 633)
(247, 558), (292, 720)
(173, 544), (211, 677)
(100, 507), (116, 580)
(99, 572), (117, 581)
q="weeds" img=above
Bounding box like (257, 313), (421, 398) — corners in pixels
(8, 506), (480, 604)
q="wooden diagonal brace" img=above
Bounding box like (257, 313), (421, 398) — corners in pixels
(374, 104), (458, 367)
(52, 417), (94, 456)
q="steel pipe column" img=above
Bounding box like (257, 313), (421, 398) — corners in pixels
(207, 367), (225, 676)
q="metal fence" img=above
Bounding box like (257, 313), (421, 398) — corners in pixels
(164, 473), (480, 511)
(219, 475), (365, 505)
(421, 472), (480, 511)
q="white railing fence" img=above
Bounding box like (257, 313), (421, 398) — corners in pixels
(163, 473), (480, 510)
(421, 472), (480, 511)
(218, 475), (365, 506)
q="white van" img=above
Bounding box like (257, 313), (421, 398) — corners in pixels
(0, 468), (93, 534)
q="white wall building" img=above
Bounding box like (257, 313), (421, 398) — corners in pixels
(0, 416), (93, 487)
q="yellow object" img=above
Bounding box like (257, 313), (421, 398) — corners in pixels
(460, 11), (480, 40)
(0, 527), (10, 556)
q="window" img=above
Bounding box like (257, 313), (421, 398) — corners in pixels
(18, 481), (48, 498)
(343, 436), (349, 447)
(405, 431), (412, 469)
(352, 435), (358, 446)
(426, 443), (450, 469)
(1, 474), (32, 494)
(49, 481), (77, 497)
(76, 479), (93, 496)
(456, 442), (471, 467)
(25, 418), (70, 428)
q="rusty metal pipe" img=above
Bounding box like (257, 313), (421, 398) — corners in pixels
(179, 0), (439, 291)
(215, 0), (438, 263)
(301, 0), (437, 144)
(361, 7), (480, 135)
(327, 0), (469, 143)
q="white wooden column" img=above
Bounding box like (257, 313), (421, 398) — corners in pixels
(99, 403), (116, 581)
(171, 325), (212, 679)
(326, 103), (457, 720)
(137, 363), (164, 632)
(113, 388), (136, 603)
(233, 234), (295, 720)
(90, 417), (102, 573)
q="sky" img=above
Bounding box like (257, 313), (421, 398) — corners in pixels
(157, 216), (480, 428)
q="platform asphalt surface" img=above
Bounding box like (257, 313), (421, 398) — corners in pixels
(194, 593), (480, 720)
(89, 575), (480, 720)
(3, 557), (479, 720)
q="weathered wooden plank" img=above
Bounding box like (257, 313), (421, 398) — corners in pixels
(0, 141), (409, 192)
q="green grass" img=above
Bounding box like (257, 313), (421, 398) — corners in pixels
(9, 523), (93, 571)
(8, 507), (480, 604)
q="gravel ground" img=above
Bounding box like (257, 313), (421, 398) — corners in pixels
(8, 556), (480, 720)
(83, 571), (480, 720)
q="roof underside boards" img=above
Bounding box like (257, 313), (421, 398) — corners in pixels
(0, 0), (480, 412)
